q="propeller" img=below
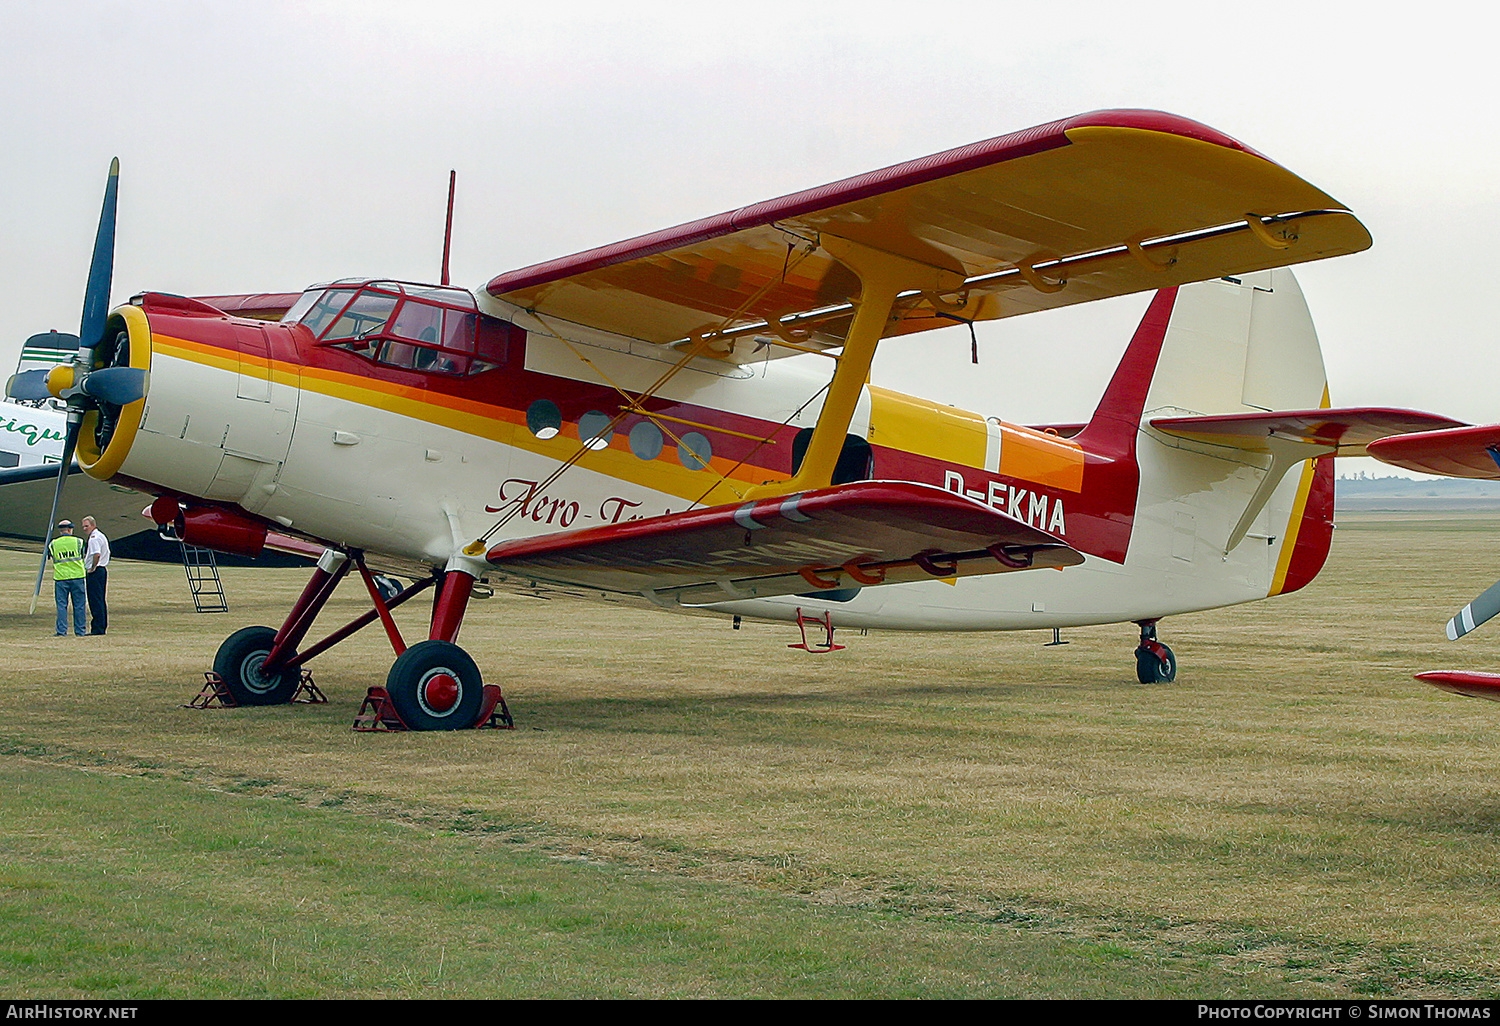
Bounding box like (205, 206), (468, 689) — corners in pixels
(22, 158), (122, 614)
(5, 369), (52, 401)
(5, 332), (82, 403)
(1445, 578), (1500, 641)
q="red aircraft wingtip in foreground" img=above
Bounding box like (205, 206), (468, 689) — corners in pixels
(1369, 428), (1500, 701)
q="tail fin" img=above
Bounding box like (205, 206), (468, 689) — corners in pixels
(1072, 287), (1178, 458)
(1078, 269), (1335, 594)
(1076, 269), (1330, 455)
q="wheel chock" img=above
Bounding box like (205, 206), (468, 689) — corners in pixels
(290, 671), (328, 705)
(476, 684), (514, 730)
(185, 672), (236, 709)
(352, 686), (408, 732)
(187, 669), (326, 710)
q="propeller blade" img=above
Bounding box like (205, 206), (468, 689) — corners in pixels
(28, 420), (81, 615)
(6, 369), (52, 401)
(81, 366), (147, 406)
(1445, 577), (1500, 640)
(79, 158), (120, 353)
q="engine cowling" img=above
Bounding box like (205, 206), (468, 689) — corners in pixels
(83, 294), (300, 516)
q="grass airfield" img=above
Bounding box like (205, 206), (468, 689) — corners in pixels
(1, 513), (1498, 999)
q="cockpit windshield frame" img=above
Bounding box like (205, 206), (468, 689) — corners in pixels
(287, 280), (498, 376)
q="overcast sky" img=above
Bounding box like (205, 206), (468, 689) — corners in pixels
(3, 1), (1495, 467)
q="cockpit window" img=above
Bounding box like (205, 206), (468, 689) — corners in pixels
(287, 281), (506, 377)
(289, 288), (359, 338)
(322, 292), (399, 343)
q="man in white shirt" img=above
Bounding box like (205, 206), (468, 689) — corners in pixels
(82, 516), (111, 636)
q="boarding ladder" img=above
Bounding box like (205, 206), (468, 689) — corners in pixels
(180, 543), (228, 613)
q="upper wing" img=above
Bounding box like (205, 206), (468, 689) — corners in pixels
(484, 480), (1082, 606)
(1151, 408), (1467, 459)
(1367, 424), (1500, 479)
(486, 109), (1371, 362)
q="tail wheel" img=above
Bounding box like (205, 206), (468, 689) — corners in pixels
(1135, 643), (1177, 684)
(214, 626), (301, 705)
(385, 640), (484, 731)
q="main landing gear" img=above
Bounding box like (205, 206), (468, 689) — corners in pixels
(209, 548), (504, 730)
(1133, 619), (1177, 684)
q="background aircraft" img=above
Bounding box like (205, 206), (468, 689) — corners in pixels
(1368, 426), (1500, 701)
(9, 109), (1462, 729)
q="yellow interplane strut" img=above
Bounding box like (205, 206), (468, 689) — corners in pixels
(744, 235), (966, 501)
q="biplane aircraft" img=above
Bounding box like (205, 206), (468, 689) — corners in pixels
(1368, 426), (1500, 701)
(7, 109), (1464, 729)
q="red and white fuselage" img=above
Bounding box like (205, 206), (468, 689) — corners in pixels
(88, 269), (1337, 632)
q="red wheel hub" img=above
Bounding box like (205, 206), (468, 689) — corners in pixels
(423, 673), (459, 712)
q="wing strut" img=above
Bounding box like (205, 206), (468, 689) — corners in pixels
(743, 235), (965, 501)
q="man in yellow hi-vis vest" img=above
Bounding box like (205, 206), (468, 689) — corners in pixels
(49, 520), (87, 637)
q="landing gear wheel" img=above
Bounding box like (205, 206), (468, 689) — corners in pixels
(1135, 643), (1177, 684)
(213, 626), (301, 705)
(385, 640), (484, 731)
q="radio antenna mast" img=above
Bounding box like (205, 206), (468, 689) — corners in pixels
(440, 170), (456, 286)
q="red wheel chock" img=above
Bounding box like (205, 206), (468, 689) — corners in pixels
(185, 670), (326, 709)
(788, 608), (845, 653)
(185, 672), (236, 709)
(351, 684), (514, 732)
(477, 685), (515, 730)
(352, 687), (406, 731)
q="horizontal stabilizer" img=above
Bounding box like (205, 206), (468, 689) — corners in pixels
(1151, 407), (1465, 458)
(1416, 670), (1500, 702)
(1366, 423), (1500, 479)
(485, 481), (1082, 606)
(1152, 407), (1463, 554)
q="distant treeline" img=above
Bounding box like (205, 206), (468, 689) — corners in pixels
(1337, 474), (1500, 496)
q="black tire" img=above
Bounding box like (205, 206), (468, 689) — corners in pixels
(1135, 644), (1178, 684)
(213, 626), (301, 705)
(385, 640), (484, 731)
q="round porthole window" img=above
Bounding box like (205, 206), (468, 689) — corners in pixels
(629, 420), (664, 460)
(578, 411), (613, 451)
(678, 431), (712, 470)
(526, 399), (561, 439)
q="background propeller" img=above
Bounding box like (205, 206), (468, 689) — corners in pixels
(15, 158), (120, 614)
(5, 332), (82, 404)
(5, 369), (53, 401)
(1445, 578), (1500, 641)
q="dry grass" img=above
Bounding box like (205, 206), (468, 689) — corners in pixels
(1, 512), (1498, 997)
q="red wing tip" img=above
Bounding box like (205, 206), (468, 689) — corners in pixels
(1415, 670), (1500, 683)
(1059, 109), (1268, 160)
(1415, 670), (1500, 701)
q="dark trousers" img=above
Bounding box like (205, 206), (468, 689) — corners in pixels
(86, 566), (108, 635)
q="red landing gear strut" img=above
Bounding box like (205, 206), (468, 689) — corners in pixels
(1133, 619), (1177, 684)
(202, 549), (512, 731)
